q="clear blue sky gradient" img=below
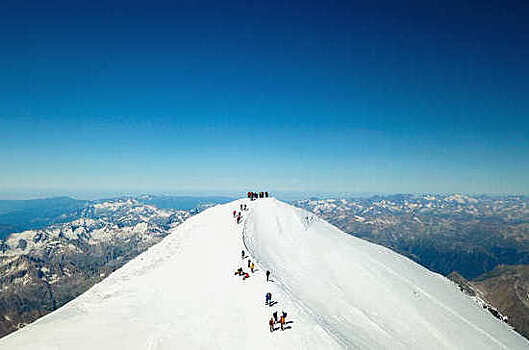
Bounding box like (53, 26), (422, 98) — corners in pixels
(1, 0), (528, 197)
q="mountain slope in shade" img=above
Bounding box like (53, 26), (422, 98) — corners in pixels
(2, 199), (528, 349)
(449, 265), (529, 340)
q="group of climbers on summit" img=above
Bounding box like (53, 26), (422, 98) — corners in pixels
(248, 191), (269, 200)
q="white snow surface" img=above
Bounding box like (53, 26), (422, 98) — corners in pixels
(2, 198), (528, 349)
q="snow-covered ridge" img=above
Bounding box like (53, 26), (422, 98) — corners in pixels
(2, 199), (527, 349)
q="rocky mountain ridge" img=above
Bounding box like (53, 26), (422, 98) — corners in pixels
(448, 266), (529, 339)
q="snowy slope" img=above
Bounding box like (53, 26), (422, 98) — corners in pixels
(1, 199), (528, 349)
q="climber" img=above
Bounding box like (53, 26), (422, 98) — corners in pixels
(243, 272), (250, 280)
(273, 311), (278, 323)
(250, 262), (255, 273)
(266, 270), (270, 282)
(269, 317), (275, 332)
(265, 292), (272, 305)
(241, 250), (245, 259)
(280, 315), (285, 331)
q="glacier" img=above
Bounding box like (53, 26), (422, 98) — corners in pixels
(1, 198), (527, 349)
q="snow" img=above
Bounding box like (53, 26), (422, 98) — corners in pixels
(1, 198), (528, 349)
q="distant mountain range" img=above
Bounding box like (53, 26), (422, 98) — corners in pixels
(0, 195), (234, 240)
(0, 197), (89, 240)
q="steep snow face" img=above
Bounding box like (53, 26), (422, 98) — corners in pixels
(2, 199), (528, 349)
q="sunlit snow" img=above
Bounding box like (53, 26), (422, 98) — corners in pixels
(1, 198), (527, 349)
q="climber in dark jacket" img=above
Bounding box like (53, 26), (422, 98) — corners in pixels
(265, 292), (272, 305)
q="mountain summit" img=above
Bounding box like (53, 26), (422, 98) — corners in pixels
(2, 198), (528, 349)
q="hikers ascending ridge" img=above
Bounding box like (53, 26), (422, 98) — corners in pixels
(228, 201), (293, 337)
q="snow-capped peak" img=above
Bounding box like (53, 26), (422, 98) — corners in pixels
(2, 199), (527, 349)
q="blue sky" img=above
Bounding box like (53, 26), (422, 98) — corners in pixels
(1, 0), (528, 198)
